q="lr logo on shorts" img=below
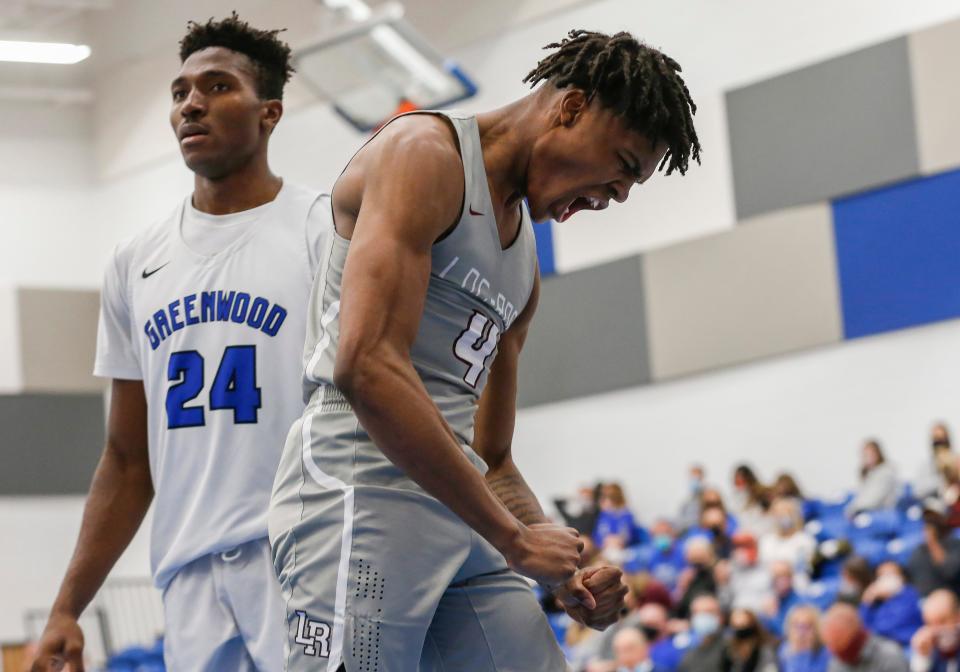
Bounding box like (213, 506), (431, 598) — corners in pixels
(294, 610), (331, 657)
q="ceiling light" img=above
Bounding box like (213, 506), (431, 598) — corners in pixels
(0, 40), (91, 65)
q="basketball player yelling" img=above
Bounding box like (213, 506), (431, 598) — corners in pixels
(269, 30), (701, 671)
(33, 14), (328, 672)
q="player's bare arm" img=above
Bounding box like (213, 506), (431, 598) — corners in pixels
(33, 379), (153, 672)
(474, 277), (627, 630)
(331, 115), (581, 588)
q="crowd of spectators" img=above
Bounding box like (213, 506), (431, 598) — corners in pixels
(545, 422), (960, 672)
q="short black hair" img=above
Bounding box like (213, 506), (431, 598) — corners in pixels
(524, 30), (701, 176)
(179, 12), (295, 100)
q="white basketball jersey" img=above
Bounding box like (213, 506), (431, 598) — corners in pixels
(94, 181), (327, 588)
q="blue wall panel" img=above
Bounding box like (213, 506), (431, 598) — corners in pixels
(834, 168), (960, 339)
(532, 219), (555, 276)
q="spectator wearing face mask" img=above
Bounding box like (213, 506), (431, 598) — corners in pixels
(907, 498), (960, 597)
(679, 464), (708, 533)
(716, 532), (771, 613)
(760, 497), (816, 580)
(860, 561), (924, 647)
(556, 483), (603, 538)
(701, 504), (735, 561)
(677, 594), (726, 672)
(780, 605), (830, 672)
(910, 589), (960, 672)
(699, 488), (740, 534)
(838, 556), (875, 605)
(916, 424), (955, 500)
(760, 560), (803, 637)
(846, 440), (899, 517)
(611, 627), (668, 672)
(674, 537), (718, 620)
(820, 603), (908, 672)
(646, 519), (687, 591)
(725, 608), (779, 672)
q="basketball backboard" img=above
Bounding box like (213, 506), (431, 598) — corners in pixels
(295, 2), (477, 132)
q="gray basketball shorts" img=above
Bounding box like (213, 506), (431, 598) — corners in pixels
(268, 402), (568, 672)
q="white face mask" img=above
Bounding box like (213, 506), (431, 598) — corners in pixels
(875, 574), (903, 595)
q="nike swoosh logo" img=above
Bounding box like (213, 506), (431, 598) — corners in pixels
(469, 205), (484, 216)
(142, 262), (170, 279)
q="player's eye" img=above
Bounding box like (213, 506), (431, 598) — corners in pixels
(211, 82), (230, 92)
(172, 90), (186, 101)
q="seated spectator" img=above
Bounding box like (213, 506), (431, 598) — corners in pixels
(732, 464), (773, 536)
(700, 487), (740, 534)
(909, 589), (960, 672)
(760, 560), (803, 637)
(578, 582), (672, 670)
(646, 519), (687, 591)
(846, 439), (899, 517)
(701, 504), (735, 560)
(595, 482), (640, 560)
(673, 537), (718, 619)
(819, 602), (908, 671)
(716, 532), (771, 613)
(838, 556), (875, 604)
(677, 594), (726, 672)
(774, 472), (817, 521)
(611, 627), (668, 672)
(907, 498), (960, 597)
(859, 560), (923, 647)
(678, 464), (707, 533)
(759, 497), (816, 577)
(556, 483), (602, 537)
(725, 607), (779, 672)
(916, 423), (954, 500)
(779, 604), (830, 672)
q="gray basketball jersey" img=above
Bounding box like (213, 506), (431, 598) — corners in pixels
(302, 110), (538, 448)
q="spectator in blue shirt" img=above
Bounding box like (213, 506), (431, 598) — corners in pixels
(779, 604), (830, 672)
(594, 482), (640, 556)
(761, 560), (804, 637)
(860, 561), (923, 647)
(646, 519), (687, 591)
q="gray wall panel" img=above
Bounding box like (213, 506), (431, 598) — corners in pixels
(728, 38), (919, 219)
(0, 393), (104, 495)
(517, 256), (650, 407)
(18, 288), (103, 393)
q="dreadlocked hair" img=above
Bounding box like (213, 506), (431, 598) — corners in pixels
(523, 30), (701, 176)
(179, 12), (295, 100)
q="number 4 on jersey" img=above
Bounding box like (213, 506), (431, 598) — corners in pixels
(453, 311), (500, 388)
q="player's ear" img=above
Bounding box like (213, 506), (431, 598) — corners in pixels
(558, 89), (588, 128)
(262, 99), (283, 135)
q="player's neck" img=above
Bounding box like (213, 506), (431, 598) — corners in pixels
(192, 159), (282, 216)
(476, 94), (547, 212)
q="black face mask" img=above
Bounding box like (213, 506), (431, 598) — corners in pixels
(641, 625), (661, 642)
(934, 440), (951, 450)
(732, 626), (758, 640)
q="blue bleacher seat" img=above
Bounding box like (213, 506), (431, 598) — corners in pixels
(850, 509), (901, 540)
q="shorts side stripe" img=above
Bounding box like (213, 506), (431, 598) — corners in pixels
(300, 406), (354, 672)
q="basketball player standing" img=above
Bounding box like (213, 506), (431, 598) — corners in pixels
(269, 30), (701, 670)
(33, 15), (327, 672)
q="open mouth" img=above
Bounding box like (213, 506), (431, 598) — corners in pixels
(558, 196), (608, 222)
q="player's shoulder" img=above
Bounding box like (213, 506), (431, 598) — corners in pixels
(371, 114), (463, 172)
(107, 201), (181, 281)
